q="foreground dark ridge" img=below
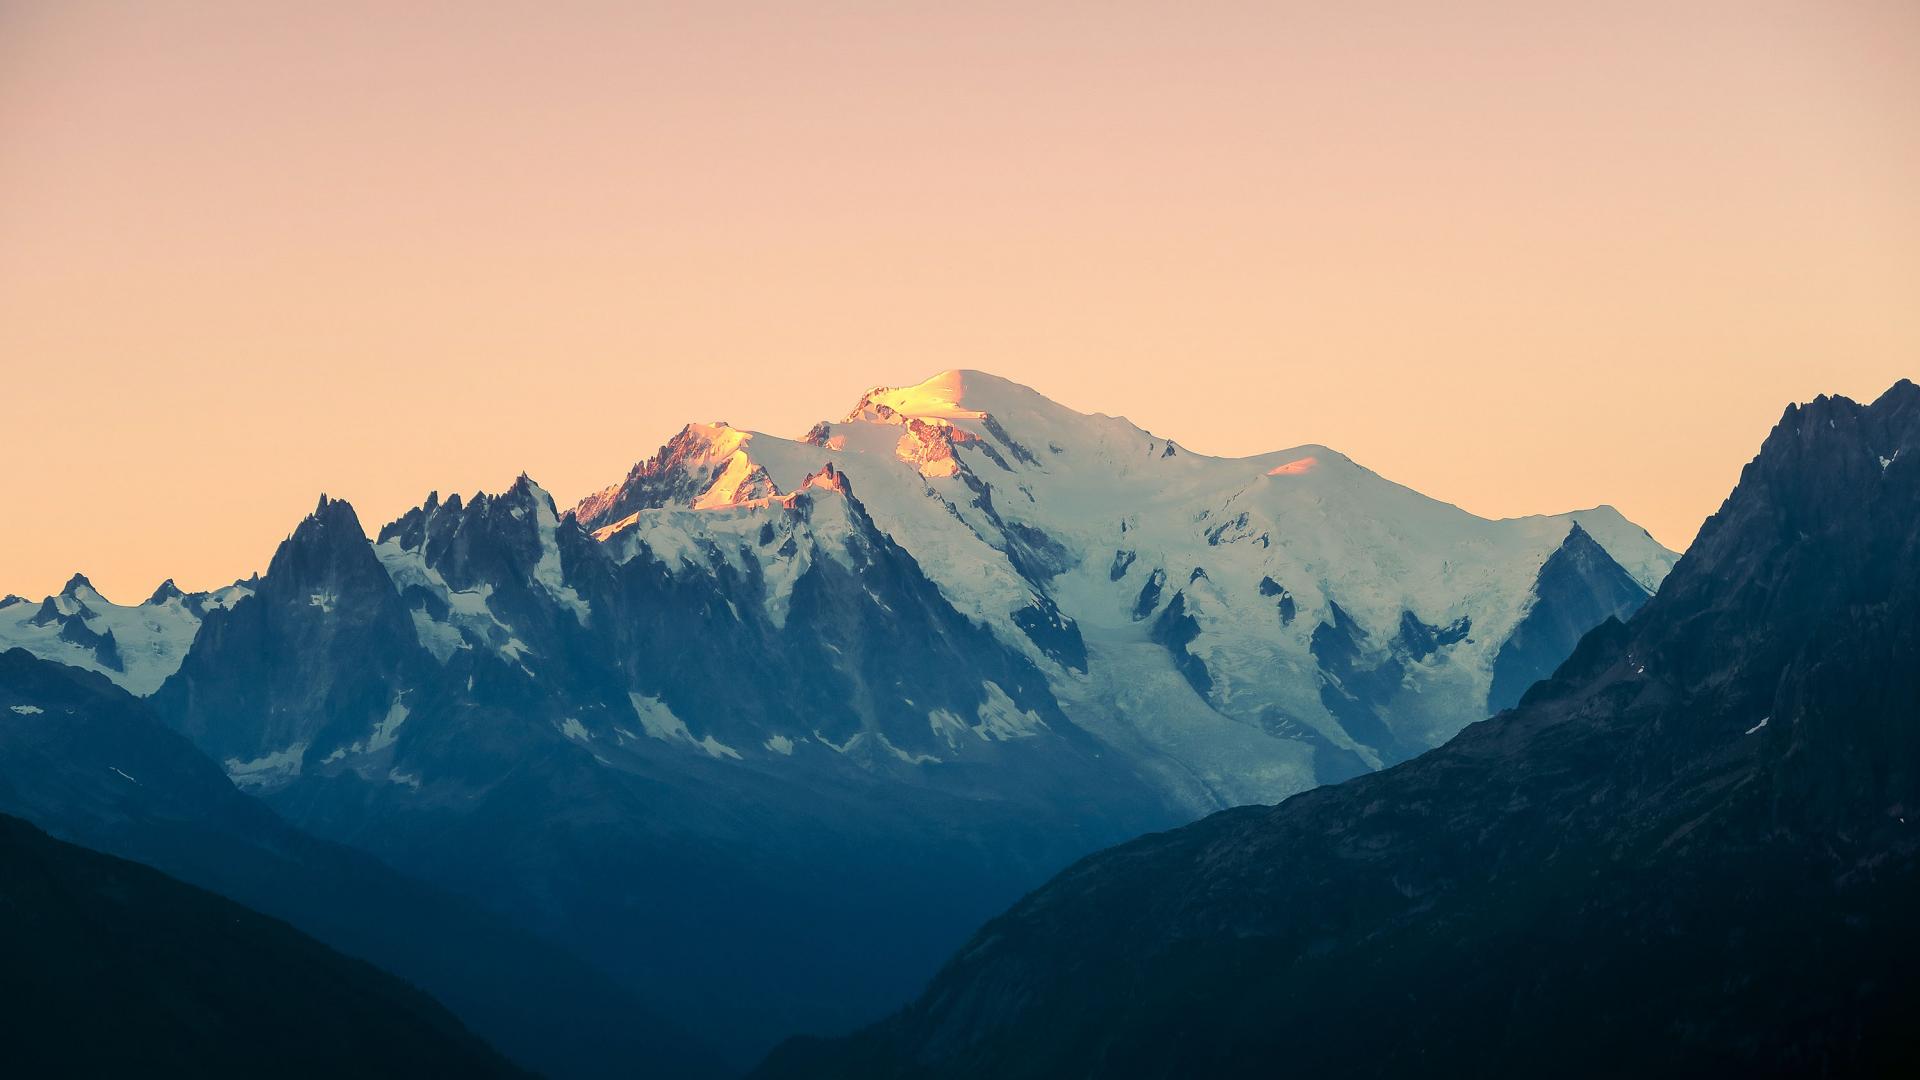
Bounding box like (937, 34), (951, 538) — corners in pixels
(757, 379), (1920, 1078)
(0, 813), (524, 1078)
(0, 648), (724, 1080)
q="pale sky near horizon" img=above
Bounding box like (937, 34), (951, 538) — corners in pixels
(3, 0), (1917, 600)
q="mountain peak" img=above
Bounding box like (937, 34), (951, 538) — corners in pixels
(145, 579), (185, 605)
(304, 493), (368, 534)
(1874, 377), (1918, 408)
(671, 421), (747, 452)
(289, 494), (368, 547)
(59, 573), (95, 598)
(797, 461), (853, 496)
(573, 422), (773, 528)
(504, 472), (555, 508)
(1600, 381), (1920, 721)
(843, 370), (1047, 426)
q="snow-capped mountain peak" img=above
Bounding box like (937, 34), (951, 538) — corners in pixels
(553, 370), (1678, 805)
(0, 571), (252, 696)
(574, 421), (786, 525)
(832, 368), (1164, 473)
(845, 369), (997, 423)
(6, 368), (1677, 810)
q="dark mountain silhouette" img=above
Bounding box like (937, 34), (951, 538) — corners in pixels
(0, 812), (523, 1078)
(0, 648), (723, 1079)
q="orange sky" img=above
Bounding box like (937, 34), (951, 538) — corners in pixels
(3, 0), (1917, 600)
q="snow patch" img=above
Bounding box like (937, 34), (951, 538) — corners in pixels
(368, 697), (409, 752)
(532, 492), (592, 624)
(9, 704), (44, 715)
(629, 692), (688, 740)
(813, 729), (861, 755)
(974, 682), (1048, 740)
(878, 733), (940, 765)
(628, 692), (741, 759)
(695, 734), (742, 759)
(0, 579), (246, 696)
(375, 539), (523, 663)
(224, 742), (308, 790)
(692, 448), (777, 509)
(321, 696), (410, 762)
(764, 734), (795, 755)
(928, 708), (968, 749)
(409, 609), (470, 659)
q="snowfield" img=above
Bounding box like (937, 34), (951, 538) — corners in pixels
(6, 370), (1674, 813)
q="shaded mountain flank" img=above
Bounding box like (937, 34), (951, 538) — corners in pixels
(759, 383), (1920, 1078)
(0, 812), (523, 1079)
(0, 649), (721, 1079)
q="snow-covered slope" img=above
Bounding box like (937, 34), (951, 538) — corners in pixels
(150, 460), (1162, 1062)
(9, 370), (1673, 805)
(0, 574), (250, 695)
(574, 369), (1677, 806)
(11, 368), (1677, 1063)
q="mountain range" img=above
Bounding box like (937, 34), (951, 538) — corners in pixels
(2, 370), (1679, 1067)
(758, 379), (1920, 1078)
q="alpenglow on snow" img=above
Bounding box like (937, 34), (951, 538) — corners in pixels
(3, 370), (1676, 1059)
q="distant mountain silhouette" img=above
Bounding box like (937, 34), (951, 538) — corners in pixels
(0, 648), (722, 1079)
(0, 812), (522, 1078)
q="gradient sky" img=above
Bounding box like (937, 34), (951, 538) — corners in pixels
(3, 0), (1917, 600)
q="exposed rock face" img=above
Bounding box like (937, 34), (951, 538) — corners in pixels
(755, 380), (1920, 1079)
(154, 496), (429, 778)
(573, 422), (776, 529)
(1486, 521), (1652, 714)
(144, 471), (1166, 1065)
